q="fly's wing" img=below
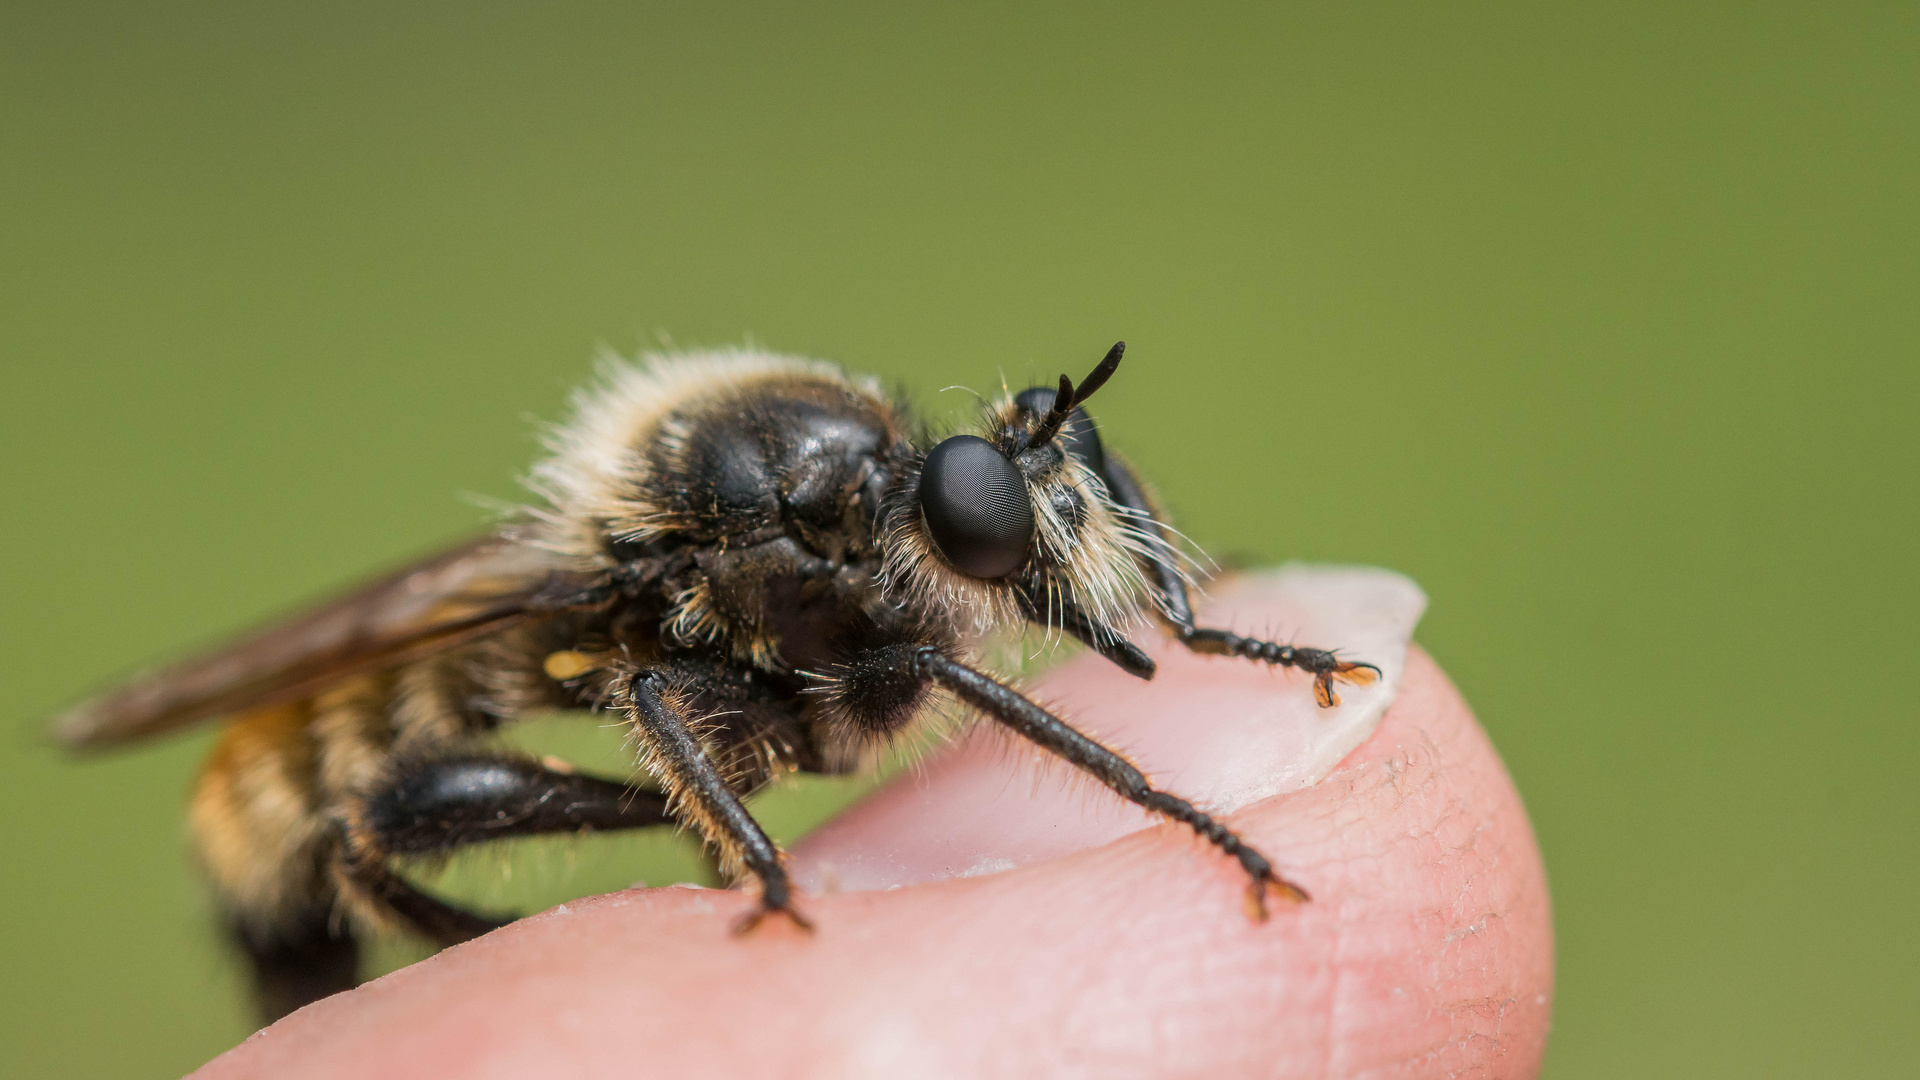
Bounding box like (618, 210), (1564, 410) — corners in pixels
(52, 533), (583, 750)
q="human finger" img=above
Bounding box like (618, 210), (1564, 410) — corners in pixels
(194, 570), (1551, 1079)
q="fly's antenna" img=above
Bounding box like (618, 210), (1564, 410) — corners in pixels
(1028, 340), (1124, 447)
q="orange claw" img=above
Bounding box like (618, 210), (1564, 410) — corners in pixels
(732, 902), (816, 937)
(1314, 662), (1382, 708)
(1313, 678), (1339, 709)
(1243, 874), (1311, 922)
(1243, 883), (1270, 922)
(1336, 661), (1382, 686)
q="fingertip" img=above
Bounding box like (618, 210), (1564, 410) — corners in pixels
(198, 646), (1550, 1080)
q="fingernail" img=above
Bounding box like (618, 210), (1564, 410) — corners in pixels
(791, 564), (1427, 892)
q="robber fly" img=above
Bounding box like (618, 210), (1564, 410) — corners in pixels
(52, 342), (1378, 1023)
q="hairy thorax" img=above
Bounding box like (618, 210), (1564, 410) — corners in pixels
(637, 378), (909, 675)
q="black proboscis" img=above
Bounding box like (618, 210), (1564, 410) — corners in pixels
(1016, 582), (1155, 679)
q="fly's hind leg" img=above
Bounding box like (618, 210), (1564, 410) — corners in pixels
(226, 905), (359, 1025)
(335, 755), (678, 946)
(196, 699), (679, 1025)
(1101, 456), (1380, 706)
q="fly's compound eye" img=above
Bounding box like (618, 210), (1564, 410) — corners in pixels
(1013, 386), (1105, 478)
(917, 435), (1035, 579)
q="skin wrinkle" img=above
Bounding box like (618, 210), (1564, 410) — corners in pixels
(195, 632), (1549, 1080)
(1323, 895), (1352, 1079)
(1282, 656), (1543, 1079)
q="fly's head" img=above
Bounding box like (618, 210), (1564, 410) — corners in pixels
(881, 342), (1181, 636)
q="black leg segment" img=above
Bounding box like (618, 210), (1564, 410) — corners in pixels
(617, 670), (811, 934)
(230, 911), (359, 1026)
(913, 647), (1308, 918)
(1180, 629), (1381, 708)
(337, 843), (508, 946)
(362, 755), (674, 856)
(1103, 456), (1379, 706)
(340, 754), (679, 947)
(1101, 456), (1199, 632)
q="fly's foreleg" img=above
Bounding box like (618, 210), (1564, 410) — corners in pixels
(1101, 456), (1379, 705)
(1179, 628), (1381, 707)
(906, 647), (1308, 920)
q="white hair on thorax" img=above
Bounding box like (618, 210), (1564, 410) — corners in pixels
(517, 346), (884, 563)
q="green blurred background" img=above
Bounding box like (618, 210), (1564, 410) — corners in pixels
(3, 3), (1914, 1076)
